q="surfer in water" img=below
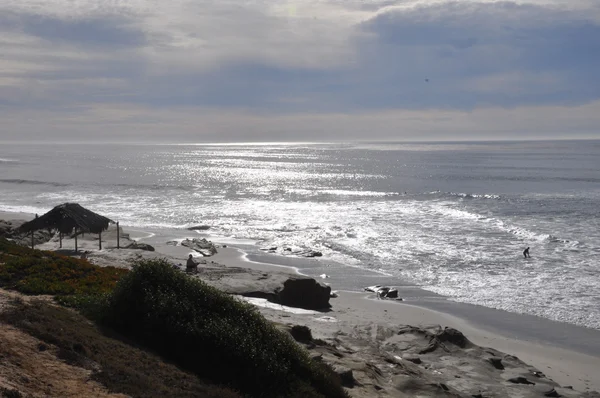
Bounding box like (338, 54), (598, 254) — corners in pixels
(523, 247), (530, 258)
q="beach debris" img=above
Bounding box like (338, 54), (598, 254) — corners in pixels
(364, 285), (399, 299)
(364, 285), (383, 292)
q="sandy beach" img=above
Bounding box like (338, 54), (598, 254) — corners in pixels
(2, 210), (600, 397)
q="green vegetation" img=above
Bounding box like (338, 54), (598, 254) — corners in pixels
(0, 299), (240, 398)
(92, 259), (347, 398)
(0, 238), (347, 398)
(0, 238), (127, 296)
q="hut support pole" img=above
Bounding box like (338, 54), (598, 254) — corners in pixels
(59, 232), (62, 248)
(75, 228), (78, 252)
(117, 222), (120, 249)
(31, 231), (34, 249)
(99, 231), (102, 250)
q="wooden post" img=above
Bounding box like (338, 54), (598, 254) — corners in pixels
(59, 232), (62, 248)
(31, 213), (38, 249)
(99, 230), (102, 250)
(75, 228), (78, 252)
(117, 222), (120, 249)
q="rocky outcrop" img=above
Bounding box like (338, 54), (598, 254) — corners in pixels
(180, 238), (218, 256)
(0, 219), (54, 247)
(260, 247), (323, 258)
(125, 242), (155, 251)
(187, 225), (211, 231)
(195, 266), (331, 310)
(279, 278), (331, 310)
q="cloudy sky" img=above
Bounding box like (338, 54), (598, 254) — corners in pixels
(1, 0), (599, 142)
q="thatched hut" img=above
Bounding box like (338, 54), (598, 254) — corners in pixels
(18, 203), (114, 251)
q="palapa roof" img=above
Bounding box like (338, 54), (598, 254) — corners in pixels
(18, 203), (114, 234)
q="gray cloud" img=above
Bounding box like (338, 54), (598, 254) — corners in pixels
(0, 0), (599, 141)
(0, 11), (145, 49)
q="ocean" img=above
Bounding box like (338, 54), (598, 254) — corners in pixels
(1, 140), (599, 330)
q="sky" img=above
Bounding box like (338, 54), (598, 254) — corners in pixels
(1, 0), (599, 142)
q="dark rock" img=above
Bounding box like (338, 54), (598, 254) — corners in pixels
(38, 343), (48, 352)
(507, 377), (535, 385)
(284, 247), (292, 251)
(305, 251), (323, 257)
(404, 355), (422, 364)
(205, 267), (331, 311)
(187, 225), (211, 231)
(543, 388), (560, 397)
(436, 327), (471, 348)
(488, 357), (504, 370)
(278, 278), (331, 310)
(333, 365), (355, 387)
(419, 343), (438, 355)
(310, 353), (323, 361)
(125, 242), (155, 251)
(383, 289), (398, 298)
(290, 325), (313, 343)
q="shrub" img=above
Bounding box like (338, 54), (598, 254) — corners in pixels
(95, 259), (347, 398)
(0, 237), (127, 296)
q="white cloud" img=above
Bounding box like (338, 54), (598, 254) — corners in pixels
(0, 0), (599, 140)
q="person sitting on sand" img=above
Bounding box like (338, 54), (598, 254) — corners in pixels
(523, 247), (530, 258)
(186, 254), (199, 273)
